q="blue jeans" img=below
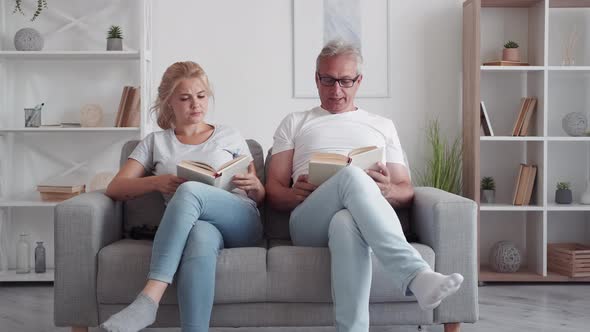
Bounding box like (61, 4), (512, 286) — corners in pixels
(290, 166), (430, 332)
(148, 182), (262, 332)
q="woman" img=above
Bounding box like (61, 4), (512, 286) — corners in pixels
(101, 61), (264, 332)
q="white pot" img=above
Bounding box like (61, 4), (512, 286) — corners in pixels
(482, 190), (495, 204)
(107, 38), (123, 51)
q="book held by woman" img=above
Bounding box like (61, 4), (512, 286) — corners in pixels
(177, 155), (250, 191)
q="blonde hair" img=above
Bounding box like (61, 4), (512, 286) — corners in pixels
(316, 39), (363, 75)
(152, 61), (213, 129)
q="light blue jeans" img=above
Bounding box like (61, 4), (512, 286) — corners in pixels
(290, 166), (430, 332)
(148, 182), (262, 332)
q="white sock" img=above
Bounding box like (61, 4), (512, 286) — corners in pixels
(100, 293), (158, 332)
(409, 269), (464, 310)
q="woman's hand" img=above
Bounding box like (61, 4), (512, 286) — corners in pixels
(153, 174), (187, 195)
(233, 163), (265, 205)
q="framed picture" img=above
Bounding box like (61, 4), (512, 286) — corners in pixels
(293, 0), (390, 98)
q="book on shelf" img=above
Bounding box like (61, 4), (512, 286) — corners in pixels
(177, 155), (250, 191)
(480, 101), (494, 136)
(115, 86), (141, 127)
(512, 163), (537, 206)
(308, 146), (383, 186)
(511, 97), (537, 136)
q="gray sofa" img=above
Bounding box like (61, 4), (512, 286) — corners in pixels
(54, 139), (478, 331)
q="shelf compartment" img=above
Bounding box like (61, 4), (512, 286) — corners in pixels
(481, 141), (543, 206)
(0, 268), (54, 282)
(480, 211), (544, 277)
(549, 7), (590, 66)
(481, 71), (544, 137)
(547, 211), (590, 245)
(547, 71), (590, 137)
(481, 3), (545, 66)
(547, 141), (590, 203)
(550, 1), (590, 9)
(480, 65), (544, 71)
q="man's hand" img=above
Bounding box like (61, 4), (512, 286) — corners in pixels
(292, 174), (318, 204)
(153, 174), (187, 195)
(366, 162), (391, 197)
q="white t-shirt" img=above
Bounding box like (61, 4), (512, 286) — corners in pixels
(129, 125), (255, 205)
(272, 106), (407, 183)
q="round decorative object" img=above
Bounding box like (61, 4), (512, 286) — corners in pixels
(562, 112), (588, 137)
(80, 104), (103, 127)
(88, 172), (115, 192)
(489, 241), (521, 273)
(14, 28), (44, 51)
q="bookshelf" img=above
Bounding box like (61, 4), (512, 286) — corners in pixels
(463, 0), (590, 282)
(0, 0), (153, 282)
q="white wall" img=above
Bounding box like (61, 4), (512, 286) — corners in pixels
(152, 0), (464, 173)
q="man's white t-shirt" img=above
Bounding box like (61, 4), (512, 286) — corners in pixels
(272, 106), (407, 183)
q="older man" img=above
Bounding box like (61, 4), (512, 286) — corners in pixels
(265, 40), (464, 332)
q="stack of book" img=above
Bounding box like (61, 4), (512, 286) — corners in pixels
(37, 184), (85, 202)
(512, 97), (537, 136)
(512, 163), (537, 206)
(115, 86), (141, 127)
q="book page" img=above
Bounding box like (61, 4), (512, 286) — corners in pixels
(349, 146), (383, 171)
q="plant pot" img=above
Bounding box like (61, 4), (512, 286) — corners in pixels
(107, 38), (123, 51)
(481, 189), (495, 204)
(555, 189), (572, 204)
(502, 48), (520, 62)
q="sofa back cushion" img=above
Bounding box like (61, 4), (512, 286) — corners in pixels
(119, 139), (265, 237)
(262, 150), (414, 241)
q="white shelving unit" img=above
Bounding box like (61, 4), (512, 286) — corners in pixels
(0, 0), (153, 282)
(463, 0), (590, 282)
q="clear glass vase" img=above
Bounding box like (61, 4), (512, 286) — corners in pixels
(16, 233), (30, 274)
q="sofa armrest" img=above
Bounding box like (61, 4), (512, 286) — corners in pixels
(412, 187), (478, 324)
(54, 191), (123, 327)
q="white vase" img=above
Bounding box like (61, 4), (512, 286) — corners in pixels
(581, 180), (590, 205)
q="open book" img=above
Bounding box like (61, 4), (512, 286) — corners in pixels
(308, 146), (384, 186)
(177, 155), (250, 191)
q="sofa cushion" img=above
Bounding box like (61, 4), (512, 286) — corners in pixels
(266, 243), (434, 303)
(97, 239), (267, 304)
(119, 139), (265, 237)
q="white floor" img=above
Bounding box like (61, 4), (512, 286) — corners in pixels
(0, 283), (589, 331)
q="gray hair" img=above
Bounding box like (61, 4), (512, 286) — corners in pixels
(315, 39), (363, 75)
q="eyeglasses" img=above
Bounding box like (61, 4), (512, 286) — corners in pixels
(316, 73), (360, 88)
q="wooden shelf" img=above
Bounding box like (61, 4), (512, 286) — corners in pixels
(480, 136), (544, 141)
(480, 266), (590, 282)
(482, 0), (543, 8)
(0, 51), (140, 60)
(0, 127), (140, 133)
(481, 65), (544, 71)
(480, 204), (544, 211)
(0, 268), (54, 282)
(549, 0), (590, 8)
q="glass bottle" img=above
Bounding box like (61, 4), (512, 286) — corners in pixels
(34, 241), (46, 273)
(16, 233), (30, 274)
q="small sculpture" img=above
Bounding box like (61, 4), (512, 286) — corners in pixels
(489, 241), (521, 273)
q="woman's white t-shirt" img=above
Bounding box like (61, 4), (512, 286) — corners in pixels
(272, 106), (407, 184)
(129, 125), (255, 205)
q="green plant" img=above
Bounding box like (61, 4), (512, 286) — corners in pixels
(13, 0), (48, 22)
(107, 25), (123, 39)
(504, 40), (519, 49)
(481, 176), (495, 191)
(556, 182), (571, 190)
(415, 119), (462, 195)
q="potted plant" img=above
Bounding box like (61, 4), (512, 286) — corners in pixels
(107, 25), (123, 51)
(481, 176), (495, 204)
(13, 0), (48, 21)
(555, 182), (572, 204)
(415, 119), (462, 195)
(502, 40), (520, 62)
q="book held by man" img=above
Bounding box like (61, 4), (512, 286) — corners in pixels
(177, 155), (250, 191)
(308, 146), (384, 186)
